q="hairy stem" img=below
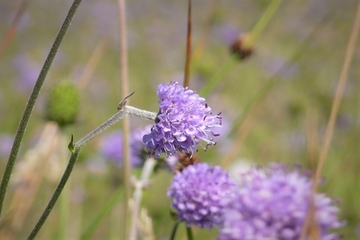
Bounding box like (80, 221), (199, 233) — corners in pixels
(0, 0), (82, 218)
(129, 158), (157, 240)
(27, 102), (155, 239)
(75, 106), (156, 149)
(27, 148), (81, 240)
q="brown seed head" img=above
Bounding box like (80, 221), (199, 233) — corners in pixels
(230, 34), (254, 60)
(175, 152), (200, 172)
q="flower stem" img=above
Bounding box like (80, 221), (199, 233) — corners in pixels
(27, 103), (155, 239)
(75, 106), (156, 149)
(27, 147), (81, 240)
(129, 158), (157, 240)
(185, 225), (194, 240)
(199, 55), (237, 97)
(244, 0), (283, 49)
(0, 0), (82, 218)
(169, 220), (182, 240)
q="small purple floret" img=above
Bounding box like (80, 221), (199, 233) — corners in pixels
(143, 82), (222, 157)
(218, 164), (345, 240)
(167, 163), (238, 228)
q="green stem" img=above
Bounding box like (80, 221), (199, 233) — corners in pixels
(199, 55), (237, 97)
(27, 147), (81, 240)
(0, 0), (82, 217)
(80, 187), (124, 240)
(228, 16), (327, 138)
(169, 220), (182, 240)
(185, 225), (194, 240)
(27, 104), (155, 239)
(59, 134), (71, 239)
(245, 0), (283, 48)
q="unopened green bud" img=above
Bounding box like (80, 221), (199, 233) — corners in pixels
(46, 81), (80, 127)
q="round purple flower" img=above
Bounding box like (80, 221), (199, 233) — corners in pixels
(167, 163), (238, 228)
(218, 164), (345, 240)
(131, 125), (179, 170)
(143, 82), (222, 157)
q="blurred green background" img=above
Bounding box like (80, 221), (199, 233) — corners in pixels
(0, 0), (359, 239)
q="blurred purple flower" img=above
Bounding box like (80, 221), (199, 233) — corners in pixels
(100, 131), (123, 165)
(130, 125), (153, 168)
(101, 127), (179, 169)
(168, 163), (238, 228)
(143, 82), (222, 157)
(12, 55), (40, 92)
(218, 164), (345, 240)
(100, 131), (141, 168)
(214, 23), (241, 45)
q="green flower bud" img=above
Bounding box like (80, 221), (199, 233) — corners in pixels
(46, 81), (80, 127)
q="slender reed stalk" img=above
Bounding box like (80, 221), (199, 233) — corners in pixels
(0, 0), (83, 218)
(183, 0), (192, 87)
(117, 0), (131, 238)
(78, 36), (109, 89)
(129, 158), (157, 240)
(300, 3), (360, 239)
(312, 0), (360, 197)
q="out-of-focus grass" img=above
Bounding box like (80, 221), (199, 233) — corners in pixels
(0, 0), (359, 239)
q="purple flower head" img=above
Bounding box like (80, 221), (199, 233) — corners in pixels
(143, 82), (222, 157)
(218, 164), (345, 240)
(131, 125), (179, 170)
(13, 55), (40, 92)
(167, 163), (238, 228)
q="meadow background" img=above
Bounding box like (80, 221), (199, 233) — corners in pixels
(0, 0), (359, 239)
